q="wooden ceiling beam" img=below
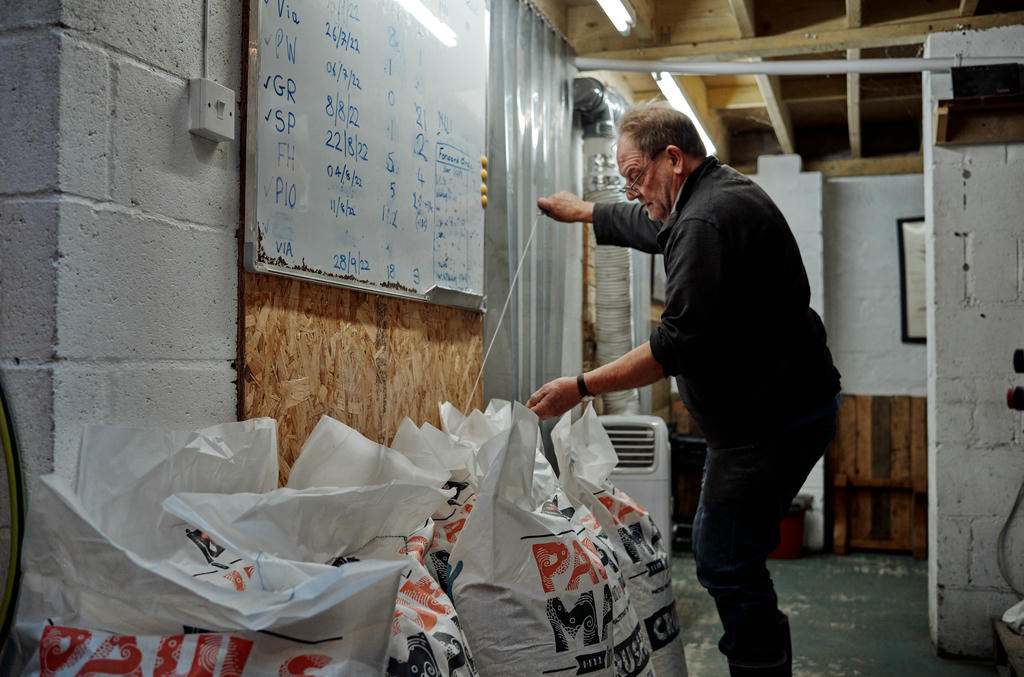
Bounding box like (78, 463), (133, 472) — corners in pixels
(577, 10), (1024, 61)
(708, 84), (764, 109)
(755, 72), (796, 154)
(728, 0), (757, 39)
(959, 0), (981, 17)
(845, 0), (862, 29)
(733, 154), (923, 177)
(847, 48), (863, 158)
(628, 0), (658, 41)
(527, 0), (569, 38)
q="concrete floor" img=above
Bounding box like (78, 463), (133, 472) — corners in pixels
(671, 551), (993, 676)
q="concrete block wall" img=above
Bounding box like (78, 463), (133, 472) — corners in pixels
(924, 26), (1024, 659)
(0, 0), (243, 510)
(823, 175), (926, 396)
(750, 155), (829, 550)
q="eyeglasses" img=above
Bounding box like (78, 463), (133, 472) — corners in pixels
(622, 146), (667, 198)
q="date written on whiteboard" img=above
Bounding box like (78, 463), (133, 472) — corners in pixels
(333, 251), (371, 274)
(326, 163), (363, 191)
(325, 21), (360, 53)
(325, 60), (361, 90)
(325, 94), (359, 129)
(324, 129), (368, 162)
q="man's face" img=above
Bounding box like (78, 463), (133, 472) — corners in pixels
(616, 134), (678, 222)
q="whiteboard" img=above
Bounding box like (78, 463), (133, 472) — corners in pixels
(245, 0), (488, 310)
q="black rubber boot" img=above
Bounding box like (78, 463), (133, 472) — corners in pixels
(726, 617), (792, 676)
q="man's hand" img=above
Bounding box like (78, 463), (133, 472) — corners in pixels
(526, 376), (581, 421)
(538, 191), (595, 224)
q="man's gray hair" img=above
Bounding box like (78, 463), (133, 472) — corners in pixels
(618, 99), (707, 159)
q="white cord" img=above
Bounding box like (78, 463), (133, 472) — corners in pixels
(462, 210), (544, 415)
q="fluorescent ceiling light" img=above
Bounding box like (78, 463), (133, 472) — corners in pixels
(396, 0), (457, 47)
(595, 0), (634, 35)
(652, 71), (717, 156)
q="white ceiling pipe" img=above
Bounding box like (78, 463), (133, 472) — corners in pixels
(574, 56), (1024, 76)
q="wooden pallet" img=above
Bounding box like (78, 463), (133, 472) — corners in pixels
(828, 395), (928, 557)
(994, 618), (1024, 677)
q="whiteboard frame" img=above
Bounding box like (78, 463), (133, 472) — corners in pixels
(243, 0), (487, 312)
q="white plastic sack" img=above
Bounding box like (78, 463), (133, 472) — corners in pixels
(391, 415), (486, 591)
(8, 419), (406, 676)
(449, 403), (617, 676)
(165, 481), (476, 677)
(287, 414), (449, 490)
(553, 407), (688, 677)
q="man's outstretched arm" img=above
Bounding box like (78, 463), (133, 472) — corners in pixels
(526, 342), (665, 420)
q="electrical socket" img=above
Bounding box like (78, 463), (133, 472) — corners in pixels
(189, 78), (235, 143)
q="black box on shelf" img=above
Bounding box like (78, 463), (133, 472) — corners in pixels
(951, 63), (1024, 98)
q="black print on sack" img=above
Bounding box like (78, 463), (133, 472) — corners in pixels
(430, 550), (451, 590)
(617, 524), (656, 565)
(613, 624), (652, 677)
(326, 555), (361, 567)
(435, 630), (474, 675)
(387, 632), (441, 677)
(185, 528), (227, 569)
(545, 586), (614, 653)
(643, 603), (681, 651)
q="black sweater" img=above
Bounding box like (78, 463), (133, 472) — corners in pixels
(592, 157), (840, 449)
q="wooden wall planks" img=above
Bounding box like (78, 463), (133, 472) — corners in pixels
(240, 271), (483, 485)
(829, 393), (928, 558)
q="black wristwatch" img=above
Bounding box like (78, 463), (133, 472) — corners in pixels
(577, 373), (594, 402)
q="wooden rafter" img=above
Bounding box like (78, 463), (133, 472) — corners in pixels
(847, 48), (862, 158)
(578, 11), (1024, 61)
(727, 0), (756, 38)
(846, 0), (862, 30)
(846, 0), (862, 158)
(528, 0), (568, 38)
(959, 0), (981, 17)
(755, 72), (796, 154)
(708, 84), (763, 109)
(628, 0), (658, 41)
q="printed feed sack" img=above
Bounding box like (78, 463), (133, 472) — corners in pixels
(6, 419), (406, 676)
(448, 403), (618, 677)
(391, 413), (489, 592)
(269, 414), (478, 676)
(164, 480), (477, 677)
(553, 407), (688, 677)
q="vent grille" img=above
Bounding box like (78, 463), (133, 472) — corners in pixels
(604, 424), (657, 469)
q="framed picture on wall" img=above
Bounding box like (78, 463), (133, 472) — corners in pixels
(897, 216), (927, 343)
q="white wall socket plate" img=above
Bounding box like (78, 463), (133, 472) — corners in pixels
(189, 78), (235, 143)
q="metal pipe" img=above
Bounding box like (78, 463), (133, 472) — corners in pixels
(574, 56), (1024, 76)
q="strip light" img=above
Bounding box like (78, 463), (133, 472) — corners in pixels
(595, 0), (634, 35)
(396, 0), (457, 47)
(652, 71), (717, 156)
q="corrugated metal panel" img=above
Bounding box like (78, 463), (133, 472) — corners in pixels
(482, 0), (579, 405)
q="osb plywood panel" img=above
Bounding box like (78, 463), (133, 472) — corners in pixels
(240, 272), (483, 484)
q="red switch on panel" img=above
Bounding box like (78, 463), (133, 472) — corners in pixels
(1009, 386), (1024, 411)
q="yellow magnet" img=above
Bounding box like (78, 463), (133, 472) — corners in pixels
(481, 156), (488, 168)
(481, 169), (488, 181)
(480, 184), (487, 195)
(481, 195), (488, 207)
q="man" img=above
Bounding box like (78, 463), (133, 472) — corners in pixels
(526, 100), (840, 676)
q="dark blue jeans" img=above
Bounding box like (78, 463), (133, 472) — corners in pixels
(692, 409), (837, 667)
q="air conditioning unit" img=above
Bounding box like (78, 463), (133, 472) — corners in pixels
(599, 415), (672, 544)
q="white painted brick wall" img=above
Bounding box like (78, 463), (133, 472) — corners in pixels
(823, 175), (926, 396)
(924, 25), (1024, 659)
(1, 2), (243, 502)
